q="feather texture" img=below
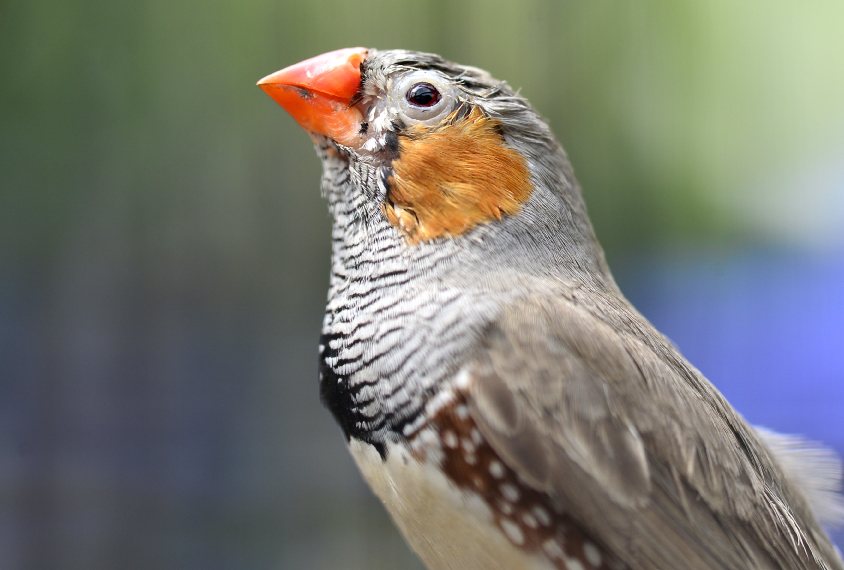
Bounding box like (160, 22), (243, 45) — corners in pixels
(466, 293), (844, 570)
(385, 107), (532, 242)
(755, 426), (844, 530)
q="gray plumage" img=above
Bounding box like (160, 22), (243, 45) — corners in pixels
(470, 294), (843, 569)
(306, 49), (844, 569)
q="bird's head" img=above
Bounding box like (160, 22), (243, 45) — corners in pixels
(259, 48), (614, 288)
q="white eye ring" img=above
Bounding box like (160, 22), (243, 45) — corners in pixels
(393, 70), (458, 125)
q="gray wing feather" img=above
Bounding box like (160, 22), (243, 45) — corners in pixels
(466, 291), (844, 570)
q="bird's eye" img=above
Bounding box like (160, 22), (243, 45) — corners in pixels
(406, 83), (441, 108)
(393, 71), (456, 124)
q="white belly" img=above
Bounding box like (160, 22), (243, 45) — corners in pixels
(349, 438), (556, 570)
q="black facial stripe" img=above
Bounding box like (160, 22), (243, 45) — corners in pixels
(390, 118), (407, 132)
(384, 131), (400, 159)
(452, 102), (473, 122)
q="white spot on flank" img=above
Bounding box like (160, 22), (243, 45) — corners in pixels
(500, 519), (524, 545)
(566, 558), (585, 570)
(418, 428), (438, 446)
(465, 452), (477, 465)
(499, 500), (514, 515)
(442, 431), (458, 448)
(533, 506), (551, 526)
(543, 539), (564, 559)
(471, 428), (483, 444)
(489, 460), (505, 479)
(455, 405), (469, 420)
(522, 512), (538, 528)
(500, 483), (520, 503)
(425, 389), (455, 417)
(462, 438), (476, 453)
(584, 542), (602, 566)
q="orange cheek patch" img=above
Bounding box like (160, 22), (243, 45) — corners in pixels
(382, 107), (532, 243)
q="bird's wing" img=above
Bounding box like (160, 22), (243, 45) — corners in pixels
(465, 291), (843, 570)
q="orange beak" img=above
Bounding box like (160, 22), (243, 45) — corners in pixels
(258, 48), (367, 147)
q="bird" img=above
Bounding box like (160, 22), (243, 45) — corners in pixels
(258, 48), (844, 570)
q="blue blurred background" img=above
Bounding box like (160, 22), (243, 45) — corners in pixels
(1, 1), (842, 568)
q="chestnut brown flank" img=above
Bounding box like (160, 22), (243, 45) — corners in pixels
(383, 107), (532, 243)
(410, 392), (619, 570)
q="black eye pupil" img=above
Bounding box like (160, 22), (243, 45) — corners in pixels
(407, 83), (441, 107)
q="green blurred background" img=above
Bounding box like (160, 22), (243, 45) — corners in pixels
(1, 1), (843, 569)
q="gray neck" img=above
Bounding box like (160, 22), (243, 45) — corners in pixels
(318, 146), (489, 455)
(315, 141), (618, 456)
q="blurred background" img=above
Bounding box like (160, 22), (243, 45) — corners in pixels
(1, 0), (843, 568)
